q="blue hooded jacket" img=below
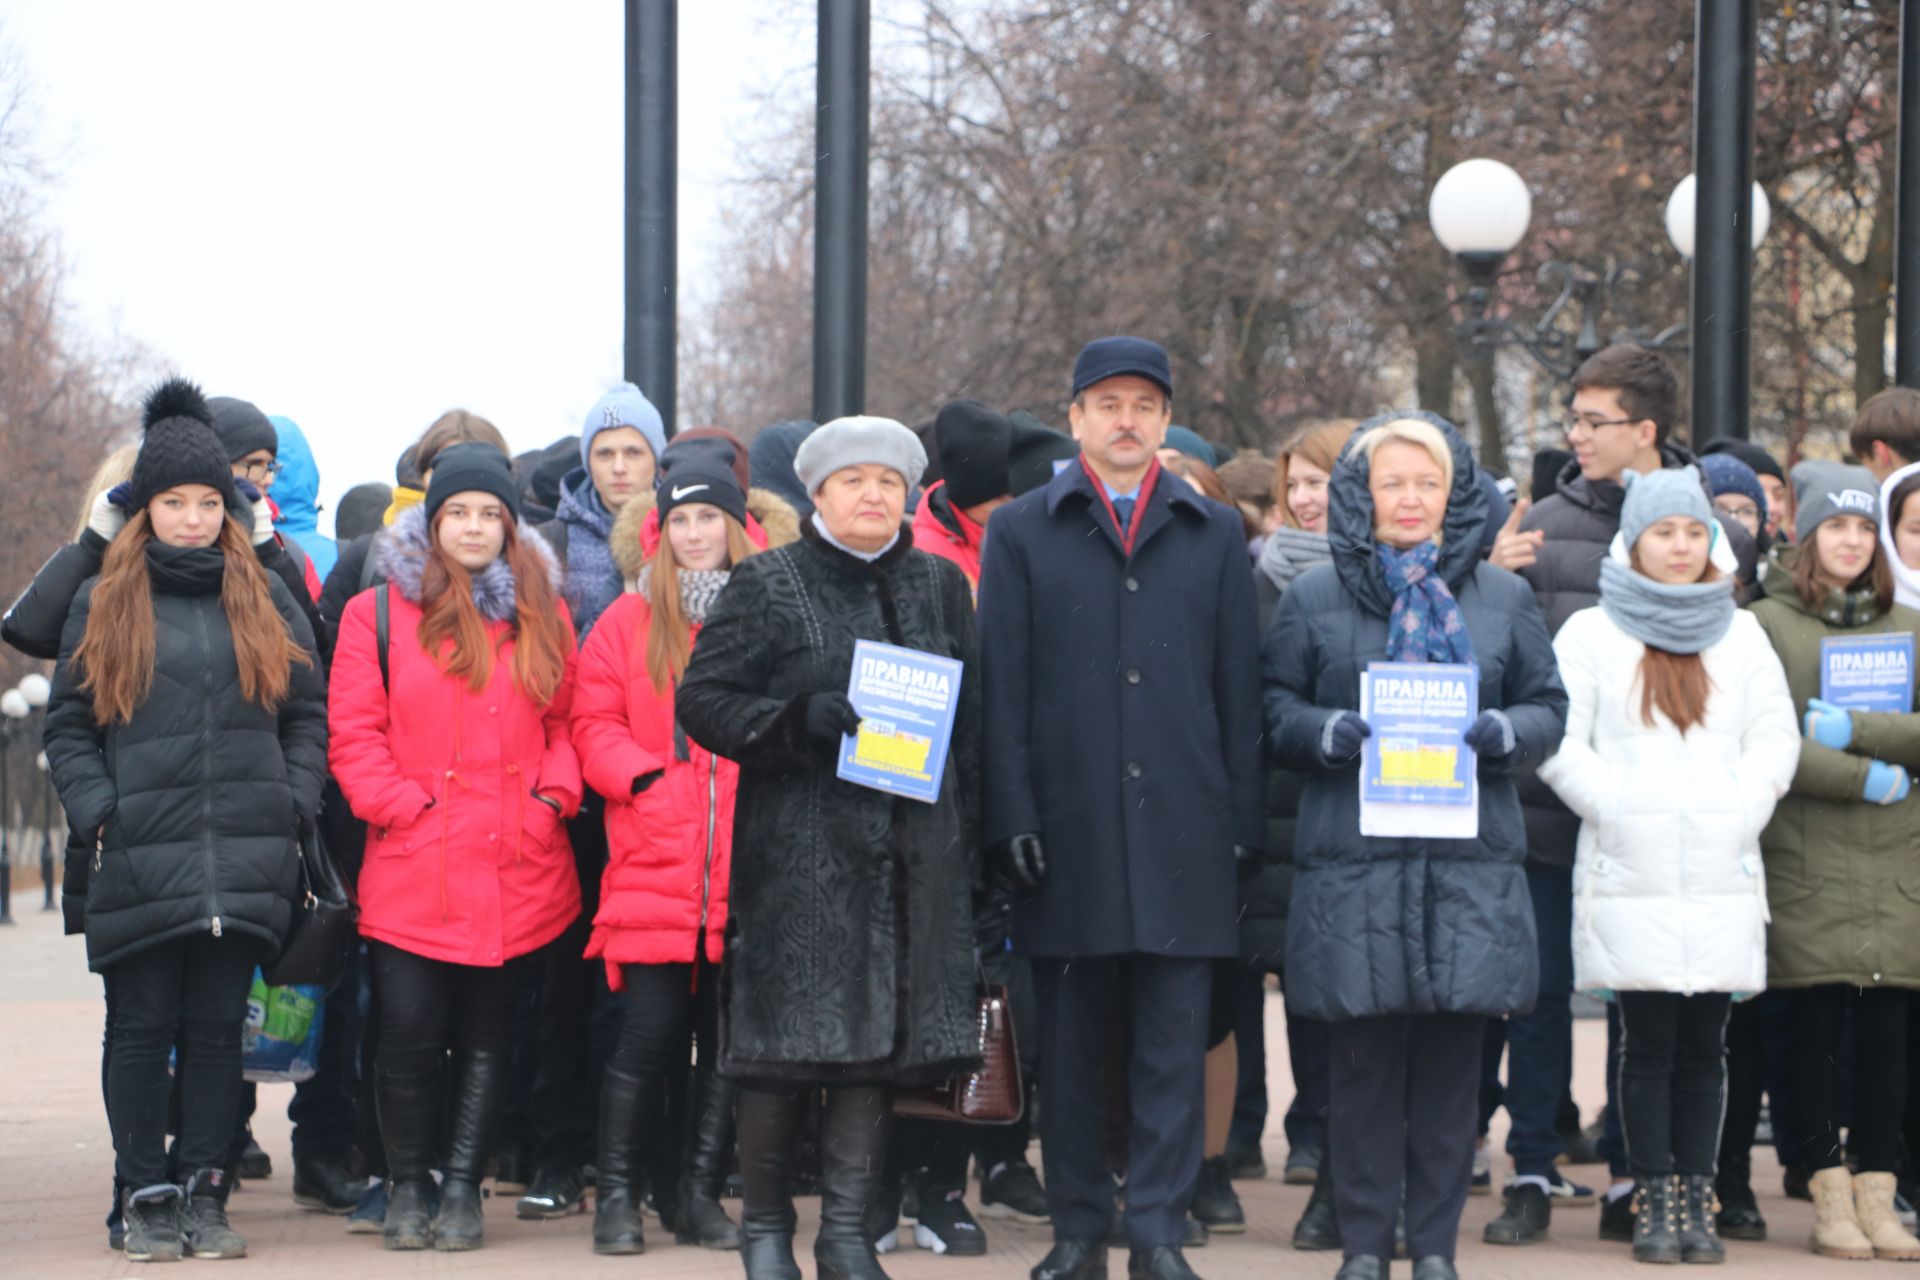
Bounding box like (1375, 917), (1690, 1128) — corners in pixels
(269, 416), (338, 579)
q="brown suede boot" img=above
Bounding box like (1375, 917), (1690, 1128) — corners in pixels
(1808, 1166), (1872, 1261)
(1853, 1172), (1920, 1261)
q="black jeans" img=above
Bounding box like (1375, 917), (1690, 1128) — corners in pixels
(1615, 991), (1731, 1179)
(1788, 984), (1907, 1173)
(1329, 1012), (1481, 1263)
(611, 959), (718, 1075)
(288, 938), (364, 1163)
(368, 940), (524, 1076)
(107, 934), (260, 1187)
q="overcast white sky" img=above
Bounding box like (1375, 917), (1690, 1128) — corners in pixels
(7, 1), (817, 531)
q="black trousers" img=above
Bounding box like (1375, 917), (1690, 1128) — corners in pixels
(1788, 984), (1907, 1173)
(368, 940), (524, 1076)
(1329, 1012), (1482, 1264)
(1716, 995), (1767, 1184)
(1616, 992), (1731, 1179)
(611, 959), (719, 1075)
(106, 934), (260, 1187)
(525, 802), (615, 1168)
(1033, 954), (1209, 1250)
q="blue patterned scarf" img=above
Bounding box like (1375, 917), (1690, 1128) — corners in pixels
(1378, 540), (1474, 664)
(557, 470), (619, 637)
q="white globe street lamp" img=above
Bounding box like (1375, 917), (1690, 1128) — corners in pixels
(1428, 158), (1534, 258)
(1664, 174), (1772, 261)
(17, 674), (50, 708)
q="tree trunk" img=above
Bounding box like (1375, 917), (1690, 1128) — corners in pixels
(1468, 351), (1507, 477)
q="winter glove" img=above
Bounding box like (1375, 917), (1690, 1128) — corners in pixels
(1319, 711), (1371, 764)
(87, 489), (129, 542)
(1864, 761), (1911, 806)
(988, 833), (1047, 891)
(1804, 697), (1854, 751)
(1462, 709), (1517, 759)
(233, 478), (275, 546)
(631, 770), (663, 796)
(105, 481), (134, 512)
(1234, 844), (1263, 882)
(804, 692), (863, 749)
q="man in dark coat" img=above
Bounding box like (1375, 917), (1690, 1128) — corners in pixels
(1484, 344), (1694, 1244)
(977, 338), (1265, 1280)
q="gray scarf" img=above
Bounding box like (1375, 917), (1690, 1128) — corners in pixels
(1257, 524), (1332, 595)
(1598, 557), (1735, 655)
(637, 564), (732, 625)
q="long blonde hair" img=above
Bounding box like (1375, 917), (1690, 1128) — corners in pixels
(72, 445), (139, 543)
(643, 514), (758, 692)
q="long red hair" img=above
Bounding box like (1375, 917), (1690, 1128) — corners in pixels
(1627, 554), (1720, 736)
(75, 511), (311, 725)
(641, 513), (758, 692)
(415, 514), (572, 703)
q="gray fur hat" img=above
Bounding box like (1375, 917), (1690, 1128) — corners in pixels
(793, 415), (928, 494)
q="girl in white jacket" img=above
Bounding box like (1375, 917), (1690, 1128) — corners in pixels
(1538, 467), (1799, 1266)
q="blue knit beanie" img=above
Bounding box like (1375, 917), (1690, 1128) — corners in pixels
(581, 383), (667, 469)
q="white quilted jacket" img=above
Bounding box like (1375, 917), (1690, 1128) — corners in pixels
(1538, 606), (1800, 994)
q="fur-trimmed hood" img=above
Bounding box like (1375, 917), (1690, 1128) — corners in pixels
(609, 485), (803, 584)
(377, 504), (563, 621)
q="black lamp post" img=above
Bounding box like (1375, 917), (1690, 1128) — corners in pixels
(0, 685), (28, 926)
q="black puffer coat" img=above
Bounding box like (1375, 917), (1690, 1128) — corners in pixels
(44, 542), (330, 972)
(1262, 413), (1567, 1021)
(1513, 444), (1697, 866)
(677, 521), (982, 1083)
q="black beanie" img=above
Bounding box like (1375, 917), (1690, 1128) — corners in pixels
(130, 378), (241, 511)
(1700, 436), (1787, 486)
(655, 446), (748, 528)
(425, 442), (520, 523)
(206, 395), (279, 462)
(934, 399), (1014, 509)
(1007, 411), (1080, 497)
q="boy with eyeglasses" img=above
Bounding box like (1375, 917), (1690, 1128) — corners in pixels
(1483, 345), (1697, 1248)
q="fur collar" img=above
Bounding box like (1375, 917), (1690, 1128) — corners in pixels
(609, 485), (804, 584)
(377, 504), (562, 622)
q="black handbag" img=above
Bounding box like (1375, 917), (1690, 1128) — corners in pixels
(263, 821), (355, 990)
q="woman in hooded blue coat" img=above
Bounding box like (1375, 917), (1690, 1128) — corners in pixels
(1261, 412), (1566, 1280)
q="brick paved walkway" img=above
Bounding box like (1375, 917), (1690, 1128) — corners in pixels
(0, 909), (1840, 1277)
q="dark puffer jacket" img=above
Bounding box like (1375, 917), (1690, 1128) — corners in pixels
(1513, 443), (1696, 866)
(677, 521), (983, 1083)
(44, 542), (330, 972)
(1262, 413), (1567, 1021)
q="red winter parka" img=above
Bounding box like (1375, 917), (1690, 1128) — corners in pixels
(572, 592), (737, 986)
(327, 509), (583, 967)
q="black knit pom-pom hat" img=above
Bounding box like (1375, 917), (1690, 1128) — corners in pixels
(129, 378), (241, 511)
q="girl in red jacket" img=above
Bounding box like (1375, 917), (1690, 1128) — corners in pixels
(328, 443), (580, 1253)
(572, 449), (779, 1255)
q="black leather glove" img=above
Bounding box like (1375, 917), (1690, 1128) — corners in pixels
(632, 770), (663, 796)
(1234, 844), (1262, 882)
(804, 692), (863, 748)
(988, 833), (1047, 891)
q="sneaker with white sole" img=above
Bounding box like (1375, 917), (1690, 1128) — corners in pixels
(1470, 1143), (1492, 1196)
(1544, 1170), (1597, 1207)
(913, 1189), (988, 1256)
(980, 1159), (1049, 1224)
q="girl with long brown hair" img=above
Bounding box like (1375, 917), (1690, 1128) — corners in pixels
(327, 442), (580, 1253)
(43, 380), (329, 1263)
(570, 446), (790, 1254)
(1749, 466), (1920, 1261)
(1539, 467), (1799, 1265)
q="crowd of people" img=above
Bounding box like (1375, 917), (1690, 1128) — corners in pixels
(9, 336), (1920, 1280)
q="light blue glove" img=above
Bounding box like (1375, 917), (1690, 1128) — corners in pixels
(1804, 697), (1853, 751)
(1864, 760), (1911, 806)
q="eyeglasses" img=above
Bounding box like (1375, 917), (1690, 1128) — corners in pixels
(238, 460), (279, 482)
(1563, 414), (1638, 440)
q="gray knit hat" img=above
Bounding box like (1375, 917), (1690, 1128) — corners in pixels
(793, 415), (928, 494)
(1793, 461), (1881, 542)
(1619, 465), (1714, 552)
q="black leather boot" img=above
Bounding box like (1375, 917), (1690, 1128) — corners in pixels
(1677, 1174), (1725, 1264)
(1292, 1145), (1341, 1251)
(593, 1066), (656, 1255)
(677, 1069), (742, 1248)
(1632, 1174), (1683, 1265)
(1714, 1153), (1766, 1241)
(814, 1086), (893, 1280)
(376, 1062), (443, 1251)
(435, 1050), (509, 1251)
(738, 1086), (806, 1280)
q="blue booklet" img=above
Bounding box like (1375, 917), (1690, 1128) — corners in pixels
(836, 639), (964, 804)
(1820, 633), (1916, 714)
(1359, 662), (1479, 808)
